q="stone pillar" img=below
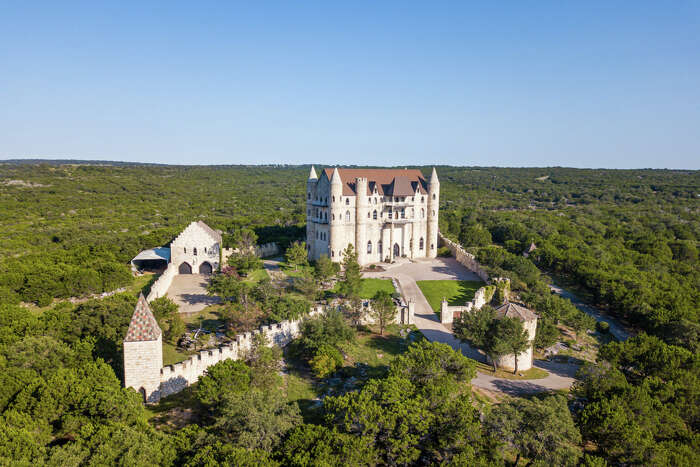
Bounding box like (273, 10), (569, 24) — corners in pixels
(440, 298), (452, 324)
(407, 300), (415, 324)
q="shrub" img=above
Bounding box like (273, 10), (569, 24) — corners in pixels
(309, 344), (343, 378)
(437, 246), (452, 257)
(596, 321), (610, 334)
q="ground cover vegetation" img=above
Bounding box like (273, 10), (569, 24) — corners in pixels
(1, 162), (698, 464)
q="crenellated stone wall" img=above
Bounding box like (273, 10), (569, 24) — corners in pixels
(146, 263), (177, 302)
(221, 242), (280, 263)
(144, 305), (324, 402)
(440, 285), (493, 325)
(438, 232), (489, 282)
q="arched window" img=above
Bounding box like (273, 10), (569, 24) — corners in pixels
(378, 242), (383, 255)
(332, 196), (335, 202)
(419, 238), (424, 250)
(367, 241), (372, 254)
(193, 247), (198, 256)
(433, 194), (436, 200)
(432, 210), (435, 216)
(421, 196), (425, 202)
(331, 250), (334, 257)
(373, 210), (377, 220)
(431, 243), (435, 250)
(367, 212), (370, 218)
(345, 211), (350, 222)
(204, 247), (207, 253)
(184, 247), (187, 254)
(346, 198), (350, 205)
(421, 208), (425, 218)
(332, 214), (335, 220)
(307, 193), (311, 200)
(411, 208), (414, 218)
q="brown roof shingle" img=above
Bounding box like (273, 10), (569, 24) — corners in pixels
(494, 301), (538, 322)
(321, 168), (428, 196)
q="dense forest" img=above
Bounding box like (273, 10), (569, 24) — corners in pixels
(0, 162), (698, 465)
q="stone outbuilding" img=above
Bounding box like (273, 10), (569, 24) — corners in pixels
(123, 293), (163, 403)
(491, 301), (538, 372)
(170, 221), (222, 275)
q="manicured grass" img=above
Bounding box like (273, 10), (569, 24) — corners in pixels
(180, 305), (224, 330)
(474, 361), (549, 380)
(416, 280), (484, 314)
(330, 278), (395, 299)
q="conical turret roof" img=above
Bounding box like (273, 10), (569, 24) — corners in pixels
(429, 167), (439, 185)
(330, 167), (341, 184)
(308, 166), (318, 180)
(124, 293), (162, 342)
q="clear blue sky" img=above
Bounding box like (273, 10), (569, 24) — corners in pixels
(1, 1), (698, 168)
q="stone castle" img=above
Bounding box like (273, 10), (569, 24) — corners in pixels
(306, 167), (440, 265)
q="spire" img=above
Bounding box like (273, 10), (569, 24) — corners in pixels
(308, 165), (318, 180)
(429, 167), (439, 185)
(124, 293), (162, 342)
(330, 167), (341, 184)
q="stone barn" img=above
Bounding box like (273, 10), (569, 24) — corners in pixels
(170, 221), (222, 275)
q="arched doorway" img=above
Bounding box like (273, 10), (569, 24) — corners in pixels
(179, 262), (192, 274)
(199, 262), (213, 275)
(393, 243), (400, 258)
(138, 387), (147, 403)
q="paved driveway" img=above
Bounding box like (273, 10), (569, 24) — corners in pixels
(166, 274), (220, 314)
(364, 258), (578, 394)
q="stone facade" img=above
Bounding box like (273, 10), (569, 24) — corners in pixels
(170, 221), (222, 274)
(124, 301), (325, 403)
(306, 167), (440, 266)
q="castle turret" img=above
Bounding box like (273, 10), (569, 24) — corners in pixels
(123, 294), (163, 403)
(306, 166), (318, 260)
(355, 177), (369, 264)
(329, 168), (344, 262)
(427, 167), (440, 258)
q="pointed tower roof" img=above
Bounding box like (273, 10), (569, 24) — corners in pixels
(429, 167), (439, 185)
(494, 301), (538, 322)
(124, 294), (162, 342)
(308, 165), (318, 180)
(330, 167), (341, 184)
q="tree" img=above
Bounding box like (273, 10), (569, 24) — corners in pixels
(295, 268), (320, 301)
(453, 305), (495, 349)
(279, 424), (378, 466)
(485, 317), (530, 374)
(370, 290), (395, 336)
(149, 296), (178, 321)
(314, 254), (338, 284)
(339, 244), (361, 298)
(166, 314), (186, 344)
(246, 333), (283, 390)
(485, 395), (582, 466)
(285, 241), (308, 271)
(534, 317), (559, 349)
(227, 252), (262, 275)
(459, 223), (492, 247)
(298, 310), (354, 359)
(343, 295), (364, 327)
(196, 359), (251, 409)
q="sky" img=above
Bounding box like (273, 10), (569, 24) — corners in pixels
(1, 1), (699, 169)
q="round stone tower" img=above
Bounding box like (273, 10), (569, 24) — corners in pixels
(306, 166), (318, 260)
(427, 167), (440, 258)
(329, 168), (343, 262)
(355, 177), (369, 265)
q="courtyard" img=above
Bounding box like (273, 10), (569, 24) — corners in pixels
(166, 274), (220, 314)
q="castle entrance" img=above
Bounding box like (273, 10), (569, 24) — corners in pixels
(179, 262), (192, 274)
(199, 262), (213, 275)
(393, 243), (400, 258)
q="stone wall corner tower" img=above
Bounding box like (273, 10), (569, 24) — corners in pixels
(123, 293), (163, 403)
(427, 167), (440, 258)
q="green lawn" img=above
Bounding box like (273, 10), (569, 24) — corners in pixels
(416, 280), (485, 314)
(242, 268), (269, 284)
(163, 342), (192, 366)
(330, 278), (395, 299)
(474, 361), (549, 380)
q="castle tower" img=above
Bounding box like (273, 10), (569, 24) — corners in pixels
(306, 166), (318, 260)
(123, 293), (163, 403)
(329, 168), (344, 262)
(427, 167), (440, 258)
(355, 177), (369, 265)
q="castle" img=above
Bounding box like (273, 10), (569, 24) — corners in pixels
(306, 167), (440, 265)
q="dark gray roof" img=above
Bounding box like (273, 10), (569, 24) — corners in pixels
(494, 301), (538, 322)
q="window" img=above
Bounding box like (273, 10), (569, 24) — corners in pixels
(433, 194), (436, 200)
(367, 241), (372, 254)
(332, 196), (335, 202)
(401, 209), (405, 219)
(204, 247), (207, 253)
(421, 196), (425, 202)
(431, 243), (435, 250)
(193, 247), (198, 256)
(332, 214), (335, 220)
(345, 211), (350, 222)
(367, 212), (370, 218)
(419, 238), (424, 250)
(307, 193), (310, 200)
(184, 247), (186, 253)
(411, 208), (414, 218)
(345, 198), (350, 206)
(307, 209), (310, 215)
(432, 210), (435, 216)
(410, 238), (413, 249)
(331, 250), (334, 257)
(378, 242), (383, 255)
(421, 208), (425, 218)
(373, 210), (377, 220)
